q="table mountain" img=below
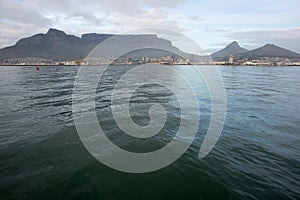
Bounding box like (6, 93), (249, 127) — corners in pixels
(0, 28), (202, 62)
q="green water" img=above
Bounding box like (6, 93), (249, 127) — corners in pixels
(0, 66), (299, 199)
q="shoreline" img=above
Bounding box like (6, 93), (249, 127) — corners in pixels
(0, 64), (300, 67)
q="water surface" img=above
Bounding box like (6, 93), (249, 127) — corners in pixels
(0, 65), (299, 200)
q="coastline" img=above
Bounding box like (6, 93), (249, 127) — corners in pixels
(0, 63), (300, 67)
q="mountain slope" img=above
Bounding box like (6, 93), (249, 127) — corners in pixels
(0, 29), (113, 61)
(0, 28), (202, 62)
(237, 44), (300, 59)
(211, 41), (248, 60)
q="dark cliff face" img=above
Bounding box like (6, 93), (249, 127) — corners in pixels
(16, 29), (82, 47)
(0, 29), (205, 62)
(211, 41), (248, 60)
(0, 29), (199, 62)
(81, 33), (113, 44)
(0, 29), (89, 61)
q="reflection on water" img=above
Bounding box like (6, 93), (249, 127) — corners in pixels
(0, 65), (299, 199)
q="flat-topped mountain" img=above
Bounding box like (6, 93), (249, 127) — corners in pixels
(0, 28), (201, 62)
(211, 41), (248, 60)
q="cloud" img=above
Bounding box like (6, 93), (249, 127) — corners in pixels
(0, 0), (184, 47)
(188, 16), (202, 22)
(111, 8), (183, 32)
(142, 0), (187, 8)
(0, 0), (51, 25)
(206, 28), (231, 33)
(0, 0), (53, 47)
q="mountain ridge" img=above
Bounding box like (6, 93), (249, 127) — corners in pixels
(236, 44), (300, 59)
(211, 41), (248, 60)
(0, 28), (202, 62)
(1, 29), (300, 63)
(211, 41), (300, 61)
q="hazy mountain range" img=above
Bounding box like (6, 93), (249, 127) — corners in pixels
(0, 28), (300, 63)
(211, 41), (300, 60)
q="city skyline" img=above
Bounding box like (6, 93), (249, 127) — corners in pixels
(0, 0), (299, 54)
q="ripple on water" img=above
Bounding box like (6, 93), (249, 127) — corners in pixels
(0, 66), (299, 200)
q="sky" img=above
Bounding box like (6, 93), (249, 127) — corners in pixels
(0, 0), (299, 54)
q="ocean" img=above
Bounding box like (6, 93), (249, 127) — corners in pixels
(0, 65), (299, 200)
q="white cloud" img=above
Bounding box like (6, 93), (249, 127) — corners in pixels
(111, 8), (183, 32)
(0, 0), (51, 25)
(0, 0), (53, 47)
(0, 0), (188, 48)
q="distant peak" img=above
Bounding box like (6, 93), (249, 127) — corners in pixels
(261, 44), (280, 49)
(228, 41), (239, 47)
(211, 40), (248, 59)
(46, 28), (66, 36)
(264, 44), (275, 47)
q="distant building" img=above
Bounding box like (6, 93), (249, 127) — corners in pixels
(141, 56), (149, 63)
(229, 54), (234, 64)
